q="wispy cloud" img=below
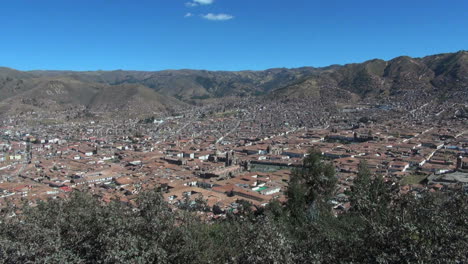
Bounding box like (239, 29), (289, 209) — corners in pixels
(184, 0), (234, 21)
(202, 13), (234, 21)
(194, 0), (214, 5)
(186, 0), (214, 7)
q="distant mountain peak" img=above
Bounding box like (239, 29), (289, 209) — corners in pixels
(1, 51), (466, 119)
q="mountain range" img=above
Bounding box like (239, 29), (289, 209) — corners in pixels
(0, 51), (466, 118)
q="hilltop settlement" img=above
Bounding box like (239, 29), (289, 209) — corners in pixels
(0, 97), (466, 217)
(0, 51), (467, 217)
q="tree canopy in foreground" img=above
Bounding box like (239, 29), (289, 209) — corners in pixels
(0, 150), (466, 263)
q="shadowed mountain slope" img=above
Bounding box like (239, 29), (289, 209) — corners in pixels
(1, 51), (466, 118)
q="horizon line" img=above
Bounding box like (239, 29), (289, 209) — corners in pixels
(2, 50), (465, 73)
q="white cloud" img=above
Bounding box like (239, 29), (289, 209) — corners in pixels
(202, 13), (234, 21)
(194, 0), (214, 5)
(184, 12), (194, 17)
(185, 2), (198, 7)
(186, 0), (214, 7)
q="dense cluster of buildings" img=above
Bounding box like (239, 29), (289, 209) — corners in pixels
(0, 99), (467, 217)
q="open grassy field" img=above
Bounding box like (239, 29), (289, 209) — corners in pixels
(401, 174), (428, 185)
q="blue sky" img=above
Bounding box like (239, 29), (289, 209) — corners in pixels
(1, 0), (467, 71)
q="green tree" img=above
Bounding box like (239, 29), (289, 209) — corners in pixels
(287, 149), (337, 221)
(349, 160), (390, 219)
(349, 160), (372, 213)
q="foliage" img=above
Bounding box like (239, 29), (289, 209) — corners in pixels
(349, 160), (391, 218)
(0, 154), (466, 263)
(286, 149), (337, 221)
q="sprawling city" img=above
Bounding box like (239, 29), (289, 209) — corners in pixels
(1, 95), (467, 216)
(0, 0), (467, 262)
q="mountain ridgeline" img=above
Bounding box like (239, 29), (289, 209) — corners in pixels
(0, 51), (466, 118)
